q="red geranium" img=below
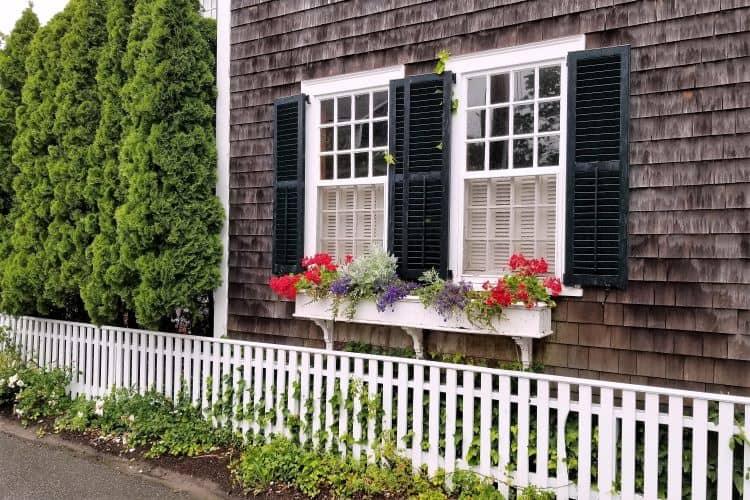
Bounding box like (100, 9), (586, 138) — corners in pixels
(543, 276), (562, 296)
(344, 254), (353, 265)
(303, 267), (322, 285)
(302, 253), (333, 269)
(269, 274), (301, 300)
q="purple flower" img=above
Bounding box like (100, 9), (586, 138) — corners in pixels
(329, 277), (351, 296)
(434, 281), (472, 321)
(376, 281), (418, 312)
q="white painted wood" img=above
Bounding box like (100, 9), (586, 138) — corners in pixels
(691, 398), (708, 499)
(352, 357), (364, 460)
(620, 390), (636, 500)
(428, 366), (441, 475)
(479, 373), (492, 477)
(718, 402), (734, 500)
(517, 377), (531, 487)
(252, 346), (264, 436)
(296, 294), (552, 339)
(324, 353), (336, 450)
(744, 405), (750, 500)
(382, 361), (394, 440)
(396, 362), (408, 452)
(536, 380), (550, 489)
(555, 383), (570, 500)
(312, 352), (324, 448)
(412, 364), (424, 468)
(667, 395), (683, 500)
(444, 369), (458, 477)
(577, 385), (592, 499)
(598, 387), (614, 499)
(338, 357), (350, 456)
(276, 349), (288, 435)
(497, 375), (511, 498)
(367, 359), (379, 461)
(462, 371), (475, 463)
(264, 347), (275, 437)
(643, 393), (659, 500)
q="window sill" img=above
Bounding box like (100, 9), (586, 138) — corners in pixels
(458, 276), (584, 298)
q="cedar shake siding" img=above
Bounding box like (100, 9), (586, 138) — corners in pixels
(228, 1), (750, 393)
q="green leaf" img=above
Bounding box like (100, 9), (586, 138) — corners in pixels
(434, 48), (451, 75)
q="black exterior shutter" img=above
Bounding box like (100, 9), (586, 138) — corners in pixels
(564, 46), (630, 289)
(272, 94), (306, 275)
(388, 72), (452, 280)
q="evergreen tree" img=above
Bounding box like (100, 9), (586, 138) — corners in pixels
(0, 8), (39, 289)
(1, 11), (72, 315)
(81, 0), (137, 324)
(43, 0), (108, 317)
(117, 0), (222, 328)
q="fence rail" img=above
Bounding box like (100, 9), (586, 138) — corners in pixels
(2, 313), (749, 499)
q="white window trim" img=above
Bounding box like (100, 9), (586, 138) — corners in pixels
(445, 36), (585, 296)
(301, 66), (405, 258)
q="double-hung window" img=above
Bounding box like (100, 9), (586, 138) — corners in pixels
(302, 68), (404, 260)
(448, 38), (584, 284)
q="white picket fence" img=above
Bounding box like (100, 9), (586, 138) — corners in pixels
(2, 313), (750, 499)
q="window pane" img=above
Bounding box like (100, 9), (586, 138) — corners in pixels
(319, 184), (384, 260)
(337, 153), (351, 178)
(490, 73), (510, 104)
(320, 156), (334, 179)
(320, 127), (333, 151)
(513, 68), (535, 101)
(539, 101), (560, 132)
(539, 66), (561, 97)
(466, 109), (486, 139)
(463, 175), (556, 275)
(490, 107), (509, 137)
(354, 123), (369, 148)
(321, 99), (334, 124)
(467, 77), (486, 107)
(337, 96), (351, 121)
(538, 135), (559, 166)
(513, 138), (533, 168)
(337, 125), (351, 150)
(373, 91), (388, 118)
(489, 140), (508, 170)
(354, 152), (369, 177)
(355, 93), (369, 120)
(466, 142), (484, 171)
(373, 151), (387, 176)
(513, 104), (534, 134)
(373, 121), (387, 147)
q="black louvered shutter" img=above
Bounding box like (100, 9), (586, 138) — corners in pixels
(388, 73), (452, 280)
(272, 94), (306, 274)
(564, 46), (630, 289)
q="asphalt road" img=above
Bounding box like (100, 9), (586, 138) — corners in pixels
(0, 431), (196, 500)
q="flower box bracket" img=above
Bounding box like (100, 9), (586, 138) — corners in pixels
(294, 294), (552, 368)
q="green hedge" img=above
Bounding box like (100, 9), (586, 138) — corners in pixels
(0, 0), (221, 330)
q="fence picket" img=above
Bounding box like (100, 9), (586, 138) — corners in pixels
(718, 402), (734, 500)
(3, 314), (750, 500)
(555, 383), (570, 500)
(667, 395), (683, 499)
(643, 393), (659, 499)
(620, 390), (636, 500)
(577, 385), (592, 499)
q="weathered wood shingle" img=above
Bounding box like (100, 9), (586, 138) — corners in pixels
(229, 0), (750, 393)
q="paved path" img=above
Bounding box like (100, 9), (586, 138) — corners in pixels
(0, 431), (197, 500)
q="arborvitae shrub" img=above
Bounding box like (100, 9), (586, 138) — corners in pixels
(117, 0), (222, 328)
(0, 8), (39, 298)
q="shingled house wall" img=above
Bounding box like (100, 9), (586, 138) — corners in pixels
(227, 0), (750, 394)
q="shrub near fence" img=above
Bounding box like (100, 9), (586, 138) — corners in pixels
(2, 314), (749, 499)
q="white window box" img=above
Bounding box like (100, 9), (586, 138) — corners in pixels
(294, 292), (552, 367)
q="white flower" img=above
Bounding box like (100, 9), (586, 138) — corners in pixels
(127, 414), (135, 423)
(15, 408), (23, 416)
(16, 379), (24, 388)
(0, 378), (5, 387)
(49, 400), (56, 408)
(8, 374), (18, 387)
(94, 399), (104, 417)
(77, 411), (84, 419)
